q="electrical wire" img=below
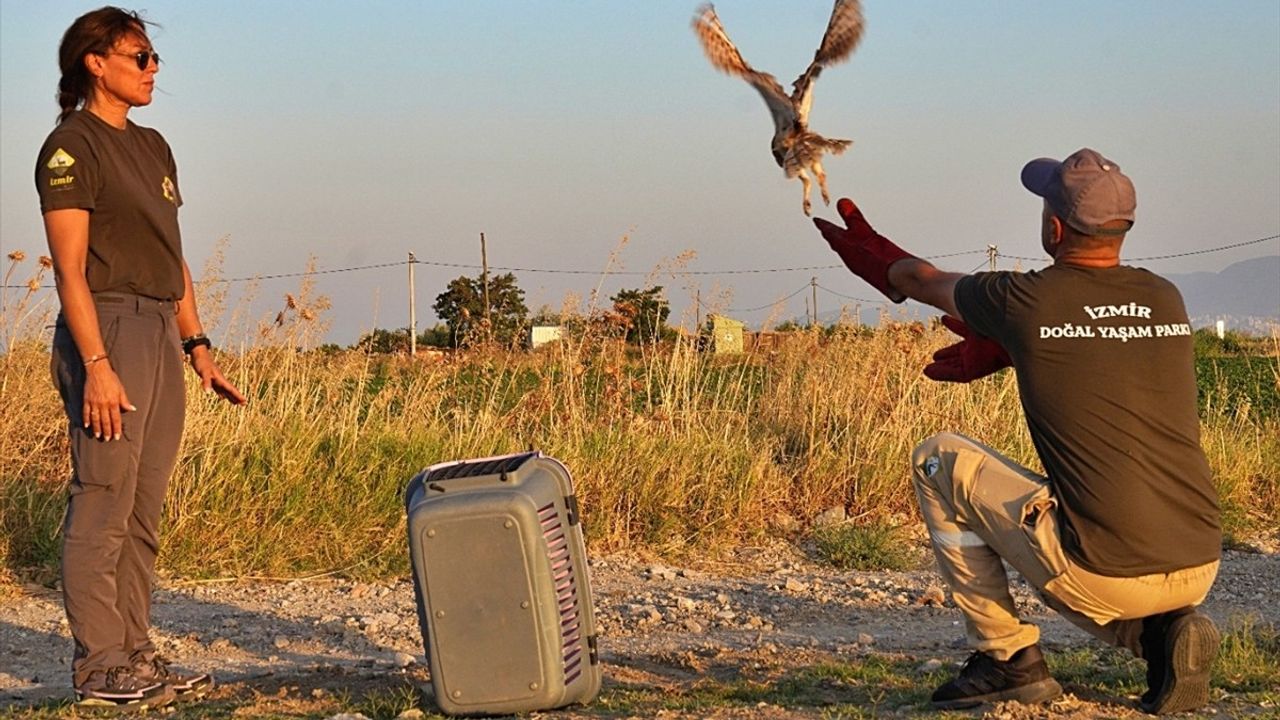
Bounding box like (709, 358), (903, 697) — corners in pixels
(999, 234), (1279, 263)
(4, 233), (1276, 289)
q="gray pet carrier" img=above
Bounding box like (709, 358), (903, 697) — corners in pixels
(404, 451), (600, 715)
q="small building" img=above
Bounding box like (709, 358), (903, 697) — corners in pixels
(705, 314), (744, 354)
(528, 325), (564, 349)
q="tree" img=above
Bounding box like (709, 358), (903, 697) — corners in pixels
(611, 286), (672, 344)
(433, 272), (529, 346)
(417, 323), (452, 349)
(354, 327), (411, 354)
(352, 324), (453, 353)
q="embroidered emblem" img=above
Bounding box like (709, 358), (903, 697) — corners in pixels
(161, 176), (177, 204)
(923, 456), (941, 478)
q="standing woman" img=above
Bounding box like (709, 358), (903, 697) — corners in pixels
(35, 6), (245, 709)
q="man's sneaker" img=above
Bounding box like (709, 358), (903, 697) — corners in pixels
(1140, 609), (1220, 715)
(132, 655), (215, 701)
(1139, 607), (1193, 706)
(74, 666), (176, 710)
(930, 644), (1063, 710)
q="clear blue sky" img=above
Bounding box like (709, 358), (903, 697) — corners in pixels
(3, 1), (1278, 343)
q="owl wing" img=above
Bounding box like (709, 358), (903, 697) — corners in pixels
(692, 3), (796, 135)
(791, 0), (865, 121)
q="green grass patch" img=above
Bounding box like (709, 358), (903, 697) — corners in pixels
(1047, 615), (1280, 709)
(1196, 355), (1280, 421)
(1214, 616), (1280, 699)
(595, 657), (940, 716)
(812, 522), (919, 571)
(1046, 645), (1147, 698)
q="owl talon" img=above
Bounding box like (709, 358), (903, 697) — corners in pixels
(692, 1), (864, 219)
(816, 163), (832, 205)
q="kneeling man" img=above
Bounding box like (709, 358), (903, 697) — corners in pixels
(813, 148), (1221, 715)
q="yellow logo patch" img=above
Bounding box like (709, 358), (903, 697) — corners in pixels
(46, 148), (76, 176)
(161, 176), (176, 204)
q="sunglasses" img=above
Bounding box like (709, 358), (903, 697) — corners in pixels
(106, 50), (161, 70)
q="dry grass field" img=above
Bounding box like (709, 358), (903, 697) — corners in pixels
(2, 252), (1277, 584)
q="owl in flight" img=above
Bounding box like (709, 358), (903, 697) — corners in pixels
(692, 1), (865, 216)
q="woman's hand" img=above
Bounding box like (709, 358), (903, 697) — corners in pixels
(83, 359), (136, 440)
(189, 346), (246, 405)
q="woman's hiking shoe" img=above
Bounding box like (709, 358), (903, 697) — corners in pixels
(930, 644), (1063, 710)
(1140, 609), (1219, 715)
(74, 666), (175, 710)
(132, 655), (215, 701)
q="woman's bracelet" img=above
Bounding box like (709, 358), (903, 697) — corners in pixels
(83, 352), (109, 366)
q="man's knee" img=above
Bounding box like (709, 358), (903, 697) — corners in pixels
(912, 432), (974, 480)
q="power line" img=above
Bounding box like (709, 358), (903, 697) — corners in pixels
(212, 248), (989, 281)
(0, 251), (985, 287)
(814, 284), (883, 304)
(406, 249), (982, 278)
(697, 284), (813, 314)
(966, 258), (992, 274)
(418, 258), (795, 276)
(184, 232), (1280, 281)
(4, 233), (1276, 289)
(1000, 233), (1279, 263)
(217, 261), (407, 282)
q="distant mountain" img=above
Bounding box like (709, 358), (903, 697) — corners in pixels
(1164, 255), (1279, 333)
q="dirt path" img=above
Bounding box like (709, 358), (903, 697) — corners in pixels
(2, 545), (1277, 717)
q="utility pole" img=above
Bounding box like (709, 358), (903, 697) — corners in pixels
(480, 232), (491, 330)
(987, 244), (999, 271)
(694, 288), (701, 327)
(408, 251), (417, 356)
(811, 276), (818, 327)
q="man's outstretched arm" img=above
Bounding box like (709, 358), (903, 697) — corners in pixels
(814, 197), (1013, 383)
(887, 259), (963, 319)
(812, 198), (963, 318)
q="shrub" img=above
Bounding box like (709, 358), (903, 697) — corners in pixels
(811, 522), (918, 571)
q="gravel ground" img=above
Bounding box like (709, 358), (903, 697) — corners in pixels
(1, 542), (1277, 717)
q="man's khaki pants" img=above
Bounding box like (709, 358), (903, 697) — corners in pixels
(912, 433), (1218, 661)
(52, 293), (186, 688)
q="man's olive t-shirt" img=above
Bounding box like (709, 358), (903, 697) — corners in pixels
(36, 110), (184, 300)
(955, 265), (1220, 576)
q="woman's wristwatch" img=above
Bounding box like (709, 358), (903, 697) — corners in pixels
(181, 332), (212, 356)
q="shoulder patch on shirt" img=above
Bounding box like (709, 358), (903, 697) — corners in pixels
(46, 148), (78, 189)
(46, 147), (76, 174)
(161, 176), (176, 204)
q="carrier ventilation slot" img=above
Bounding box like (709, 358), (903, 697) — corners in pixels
(539, 500), (585, 684)
(425, 451), (536, 483)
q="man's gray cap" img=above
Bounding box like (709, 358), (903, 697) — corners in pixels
(1021, 148), (1136, 236)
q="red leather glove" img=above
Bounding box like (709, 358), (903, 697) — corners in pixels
(924, 315), (1013, 383)
(813, 198), (917, 303)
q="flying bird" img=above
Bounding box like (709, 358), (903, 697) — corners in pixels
(692, 1), (865, 216)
